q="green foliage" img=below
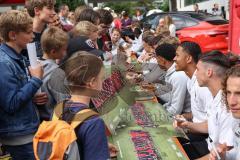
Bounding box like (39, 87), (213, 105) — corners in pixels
(56, 0), (85, 11)
(136, 0), (155, 10)
(185, 0), (208, 6)
(103, 0), (155, 16)
(104, 2), (133, 14)
(160, 0), (169, 12)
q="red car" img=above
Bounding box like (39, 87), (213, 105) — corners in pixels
(142, 11), (229, 53)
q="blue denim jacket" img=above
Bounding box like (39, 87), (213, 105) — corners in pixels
(0, 43), (42, 138)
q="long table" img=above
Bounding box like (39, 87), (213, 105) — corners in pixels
(96, 64), (190, 160)
(99, 85), (189, 160)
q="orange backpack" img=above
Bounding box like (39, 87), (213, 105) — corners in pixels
(33, 102), (98, 160)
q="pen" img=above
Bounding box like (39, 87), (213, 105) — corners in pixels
(209, 137), (221, 160)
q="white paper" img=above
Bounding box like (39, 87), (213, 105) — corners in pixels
(27, 42), (41, 93)
(27, 42), (38, 68)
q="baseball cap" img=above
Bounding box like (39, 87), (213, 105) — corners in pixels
(67, 36), (104, 59)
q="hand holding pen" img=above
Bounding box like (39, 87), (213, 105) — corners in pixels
(209, 138), (227, 160)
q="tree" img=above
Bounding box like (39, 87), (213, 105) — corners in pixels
(103, 0), (155, 16)
(136, 0), (155, 11)
(160, 0), (169, 12)
(56, 0), (85, 11)
(103, 2), (135, 15)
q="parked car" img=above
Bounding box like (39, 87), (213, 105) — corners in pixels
(141, 11), (229, 53)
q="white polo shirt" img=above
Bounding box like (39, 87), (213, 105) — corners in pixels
(187, 72), (212, 123)
(207, 90), (234, 151)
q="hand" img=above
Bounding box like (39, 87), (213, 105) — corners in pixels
(125, 72), (139, 84)
(209, 143), (227, 160)
(145, 53), (154, 61)
(104, 52), (112, 61)
(55, 59), (61, 65)
(173, 115), (189, 129)
(126, 72), (138, 79)
(106, 52), (113, 60)
(28, 63), (43, 79)
(33, 92), (48, 105)
(134, 74), (143, 84)
(125, 36), (132, 43)
(48, 14), (62, 29)
(108, 143), (118, 158)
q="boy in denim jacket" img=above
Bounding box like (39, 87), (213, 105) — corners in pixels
(0, 10), (43, 159)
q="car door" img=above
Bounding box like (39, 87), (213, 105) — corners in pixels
(170, 14), (198, 30)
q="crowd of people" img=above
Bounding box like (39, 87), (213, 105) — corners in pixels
(193, 3), (226, 19)
(0, 0), (239, 160)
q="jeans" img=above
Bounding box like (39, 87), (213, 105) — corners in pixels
(4, 142), (35, 160)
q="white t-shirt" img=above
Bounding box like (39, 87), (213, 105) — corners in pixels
(207, 90), (234, 151)
(187, 72), (212, 123)
(131, 33), (143, 54)
(227, 118), (240, 160)
(169, 24), (176, 37)
(111, 38), (128, 56)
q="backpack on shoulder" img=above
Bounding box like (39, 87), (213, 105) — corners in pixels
(33, 101), (98, 160)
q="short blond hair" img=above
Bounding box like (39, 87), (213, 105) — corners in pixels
(156, 36), (180, 47)
(74, 5), (90, 23)
(41, 26), (69, 54)
(71, 21), (98, 38)
(0, 10), (33, 42)
(25, 0), (55, 17)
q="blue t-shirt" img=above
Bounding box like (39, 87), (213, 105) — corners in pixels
(63, 102), (110, 160)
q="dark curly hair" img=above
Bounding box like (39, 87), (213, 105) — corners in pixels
(180, 42), (202, 64)
(97, 9), (113, 25)
(75, 8), (100, 25)
(222, 65), (240, 109)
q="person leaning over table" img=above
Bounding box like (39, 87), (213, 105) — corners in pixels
(55, 52), (118, 160)
(154, 43), (191, 116)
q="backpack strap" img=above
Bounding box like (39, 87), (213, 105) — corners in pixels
(52, 101), (99, 129)
(70, 109), (99, 129)
(52, 101), (65, 121)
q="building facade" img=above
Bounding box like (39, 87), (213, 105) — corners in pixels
(176, 0), (229, 19)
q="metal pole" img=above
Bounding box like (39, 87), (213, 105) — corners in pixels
(169, 0), (172, 11)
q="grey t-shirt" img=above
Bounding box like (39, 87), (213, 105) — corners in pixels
(39, 59), (69, 120)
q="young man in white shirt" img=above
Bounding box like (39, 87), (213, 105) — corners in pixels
(155, 43), (190, 116)
(174, 42), (212, 146)
(175, 51), (234, 159)
(174, 42), (212, 122)
(173, 42), (213, 159)
(209, 65), (240, 160)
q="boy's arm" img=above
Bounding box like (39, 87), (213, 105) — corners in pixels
(181, 120), (208, 134)
(181, 112), (193, 121)
(165, 74), (188, 115)
(80, 118), (110, 160)
(196, 154), (209, 160)
(0, 62), (42, 114)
